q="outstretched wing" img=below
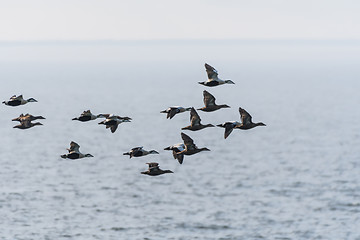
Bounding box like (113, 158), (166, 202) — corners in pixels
(205, 63), (218, 80)
(224, 123), (235, 139)
(110, 124), (118, 133)
(239, 107), (252, 125)
(132, 146), (143, 151)
(190, 107), (201, 126)
(168, 108), (180, 119)
(68, 141), (80, 152)
(181, 132), (196, 151)
(203, 90), (216, 107)
(146, 162), (159, 168)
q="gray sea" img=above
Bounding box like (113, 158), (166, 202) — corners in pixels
(0, 40), (360, 240)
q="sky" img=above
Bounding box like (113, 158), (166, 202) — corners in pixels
(0, 0), (360, 41)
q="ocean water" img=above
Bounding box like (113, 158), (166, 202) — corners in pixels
(0, 40), (360, 240)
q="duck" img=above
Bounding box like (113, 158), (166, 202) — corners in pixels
(235, 107), (266, 130)
(12, 113), (45, 122)
(141, 162), (173, 176)
(98, 114), (131, 133)
(164, 143), (185, 164)
(182, 107), (215, 131)
(198, 63), (235, 87)
(177, 132), (210, 156)
(160, 106), (192, 119)
(60, 141), (94, 160)
(2, 95), (37, 106)
(123, 146), (159, 158)
(217, 121), (242, 139)
(72, 110), (105, 122)
(197, 90), (230, 112)
(13, 120), (43, 129)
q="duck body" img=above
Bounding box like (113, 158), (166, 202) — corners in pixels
(161, 106), (191, 119)
(123, 147), (159, 158)
(197, 90), (230, 112)
(72, 110), (101, 122)
(2, 95), (37, 106)
(234, 107), (266, 130)
(178, 132), (210, 156)
(12, 113), (45, 122)
(164, 143), (185, 164)
(198, 63), (235, 87)
(98, 115), (131, 133)
(60, 141), (94, 160)
(13, 121), (43, 129)
(181, 107), (215, 131)
(141, 162), (173, 176)
(217, 121), (241, 139)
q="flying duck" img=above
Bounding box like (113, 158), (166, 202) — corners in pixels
(182, 107), (215, 131)
(164, 143), (185, 164)
(141, 162), (173, 176)
(72, 110), (105, 122)
(235, 107), (266, 130)
(60, 141), (94, 160)
(217, 121), (242, 139)
(160, 106), (192, 119)
(2, 95), (37, 106)
(177, 132), (210, 156)
(12, 113), (45, 122)
(123, 146), (159, 158)
(198, 90), (230, 112)
(98, 114), (131, 133)
(198, 63), (235, 87)
(13, 119), (43, 129)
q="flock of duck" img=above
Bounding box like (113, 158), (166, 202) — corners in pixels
(2, 63), (266, 176)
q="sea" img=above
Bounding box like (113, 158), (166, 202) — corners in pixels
(0, 40), (359, 240)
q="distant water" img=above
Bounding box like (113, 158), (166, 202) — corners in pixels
(0, 40), (360, 240)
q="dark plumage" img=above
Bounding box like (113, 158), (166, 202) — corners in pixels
(141, 162), (173, 176)
(72, 110), (104, 122)
(13, 120), (43, 129)
(198, 63), (235, 87)
(12, 113), (45, 122)
(98, 114), (131, 133)
(235, 107), (266, 130)
(60, 141), (94, 160)
(181, 107), (215, 131)
(123, 147), (159, 158)
(178, 132), (210, 156)
(2, 95), (37, 106)
(217, 121), (241, 139)
(197, 90), (230, 112)
(164, 143), (185, 164)
(160, 106), (192, 119)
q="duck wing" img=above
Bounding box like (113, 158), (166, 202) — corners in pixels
(110, 124), (118, 133)
(205, 63), (218, 80)
(239, 107), (253, 125)
(68, 141), (80, 152)
(203, 90), (216, 107)
(181, 132), (197, 151)
(146, 162), (159, 168)
(132, 146), (143, 151)
(190, 107), (201, 126)
(224, 123), (235, 139)
(167, 107), (180, 119)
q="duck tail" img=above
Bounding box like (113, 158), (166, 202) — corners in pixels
(60, 154), (67, 159)
(72, 117), (78, 121)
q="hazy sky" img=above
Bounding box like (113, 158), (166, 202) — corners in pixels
(1, 0), (360, 41)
